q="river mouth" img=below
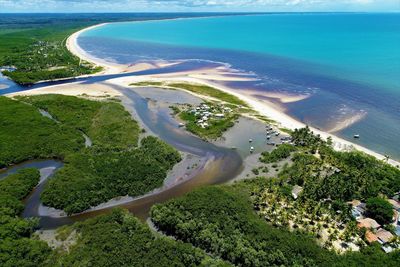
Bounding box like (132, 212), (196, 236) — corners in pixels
(2, 83), (245, 229)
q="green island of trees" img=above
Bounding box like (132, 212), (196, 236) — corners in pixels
(176, 102), (240, 139)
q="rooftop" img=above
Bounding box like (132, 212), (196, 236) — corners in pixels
(365, 231), (378, 244)
(388, 199), (400, 210)
(376, 229), (394, 244)
(357, 218), (381, 230)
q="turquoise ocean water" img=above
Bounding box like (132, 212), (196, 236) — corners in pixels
(85, 13), (400, 92)
(80, 13), (400, 159)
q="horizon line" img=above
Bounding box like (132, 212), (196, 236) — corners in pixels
(1, 11), (400, 14)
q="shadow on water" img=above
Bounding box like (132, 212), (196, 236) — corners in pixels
(1, 82), (243, 229)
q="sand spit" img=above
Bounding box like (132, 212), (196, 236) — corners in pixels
(12, 23), (398, 167)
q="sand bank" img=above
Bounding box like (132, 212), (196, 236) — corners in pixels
(31, 24), (400, 167)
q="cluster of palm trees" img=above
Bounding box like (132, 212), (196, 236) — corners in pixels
(254, 185), (363, 252)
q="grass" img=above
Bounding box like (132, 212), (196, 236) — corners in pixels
(130, 81), (248, 107)
(130, 81), (165, 87)
(168, 83), (248, 107)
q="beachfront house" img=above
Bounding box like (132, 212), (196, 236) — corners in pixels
(376, 229), (394, 245)
(357, 218), (381, 230)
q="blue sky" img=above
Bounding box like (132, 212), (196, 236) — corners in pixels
(1, 0), (399, 13)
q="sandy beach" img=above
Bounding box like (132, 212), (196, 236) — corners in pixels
(15, 23), (396, 168)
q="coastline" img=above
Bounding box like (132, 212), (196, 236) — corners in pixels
(64, 23), (399, 168)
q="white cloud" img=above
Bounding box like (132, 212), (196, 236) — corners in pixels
(0, 0), (399, 12)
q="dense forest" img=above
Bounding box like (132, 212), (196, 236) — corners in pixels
(0, 169), (51, 267)
(281, 127), (400, 201)
(0, 171), (227, 266)
(41, 136), (181, 214)
(48, 209), (229, 266)
(0, 25), (100, 85)
(151, 181), (400, 266)
(19, 94), (140, 150)
(1, 95), (181, 214)
(0, 96), (83, 168)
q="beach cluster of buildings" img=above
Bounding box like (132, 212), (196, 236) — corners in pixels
(188, 103), (233, 129)
(350, 197), (400, 253)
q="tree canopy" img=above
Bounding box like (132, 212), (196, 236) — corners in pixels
(366, 197), (394, 225)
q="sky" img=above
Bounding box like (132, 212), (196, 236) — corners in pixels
(0, 0), (399, 13)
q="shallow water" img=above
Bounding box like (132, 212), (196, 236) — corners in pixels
(78, 14), (400, 159)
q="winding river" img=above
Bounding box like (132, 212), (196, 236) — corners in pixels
(0, 76), (244, 229)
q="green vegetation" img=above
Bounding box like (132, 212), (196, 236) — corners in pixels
(254, 127), (400, 251)
(131, 81), (248, 107)
(19, 94), (140, 150)
(366, 197), (394, 225)
(51, 209), (229, 266)
(0, 169), (51, 267)
(151, 183), (333, 266)
(151, 181), (400, 266)
(254, 178), (363, 250)
(130, 81), (165, 87)
(281, 126), (400, 201)
(179, 107), (239, 139)
(1, 94), (180, 214)
(254, 114), (276, 124)
(41, 136), (181, 214)
(259, 144), (296, 163)
(0, 26), (100, 85)
(168, 83), (248, 107)
(0, 96), (83, 168)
